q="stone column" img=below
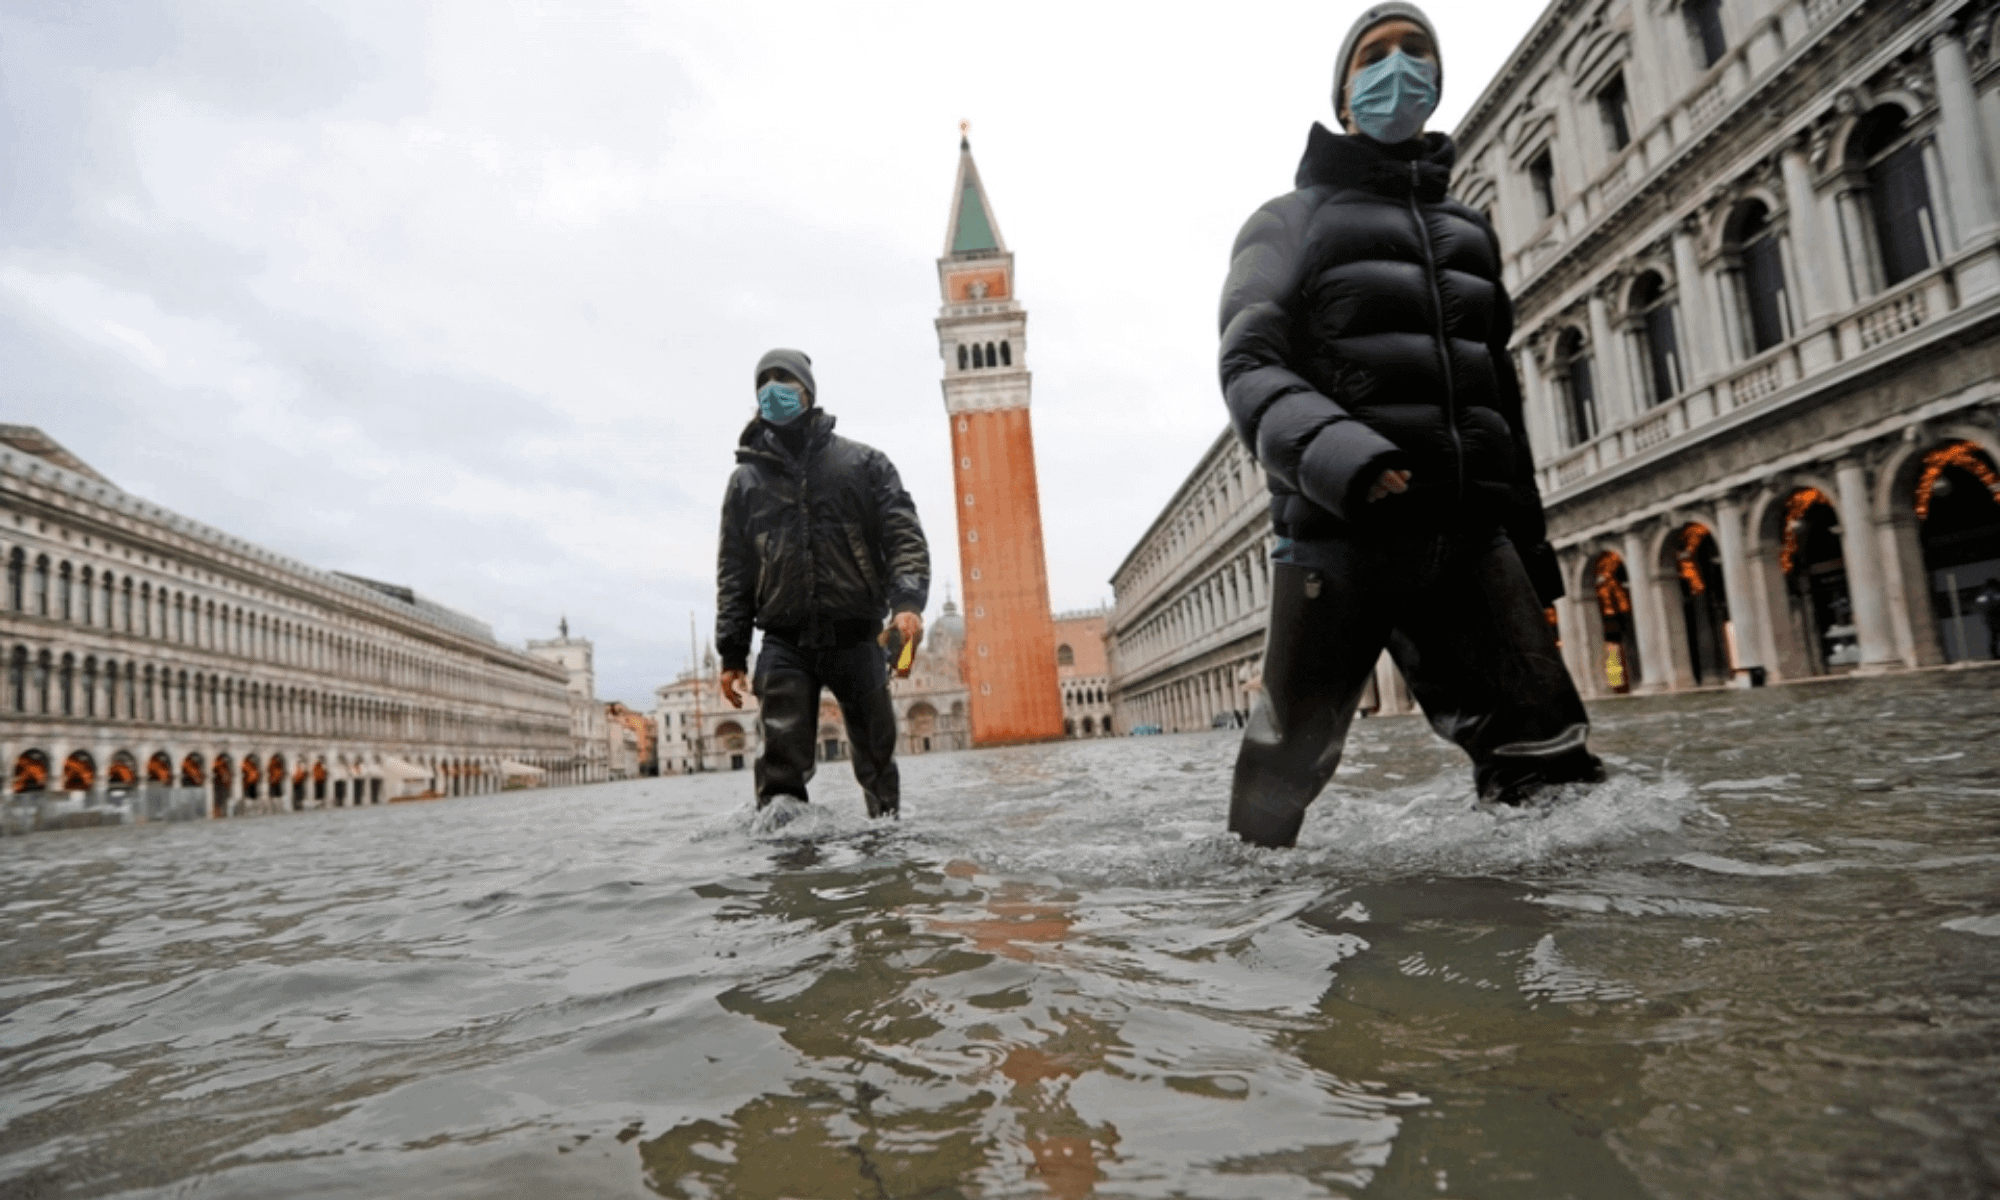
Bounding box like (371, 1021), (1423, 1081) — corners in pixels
(1931, 29), (2000, 249)
(1779, 139), (1838, 326)
(1588, 286), (1636, 427)
(1672, 221), (1723, 383)
(1516, 346), (1562, 462)
(1710, 496), (1765, 678)
(1623, 528), (1679, 692)
(1834, 459), (1900, 670)
(1551, 586), (1589, 696)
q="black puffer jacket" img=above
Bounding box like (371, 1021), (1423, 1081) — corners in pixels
(1219, 124), (1561, 599)
(716, 409), (930, 671)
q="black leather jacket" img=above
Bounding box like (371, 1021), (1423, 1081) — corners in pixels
(716, 409), (930, 670)
(1219, 124), (1562, 599)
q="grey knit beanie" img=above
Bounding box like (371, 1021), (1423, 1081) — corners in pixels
(754, 347), (816, 399)
(1333, 2), (1443, 127)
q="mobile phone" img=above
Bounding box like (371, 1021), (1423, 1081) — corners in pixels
(882, 626), (916, 673)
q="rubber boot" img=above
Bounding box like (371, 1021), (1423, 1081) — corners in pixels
(841, 684), (902, 819)
(753, 671), (820, 807)
(1387, 537), (1603, 805)
(1229, 564), (1391, 848)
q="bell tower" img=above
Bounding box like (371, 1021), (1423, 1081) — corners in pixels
(936, 129), (1064, 746)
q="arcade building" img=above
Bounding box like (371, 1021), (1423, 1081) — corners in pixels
(1458, 0), (2000, 693)
(2, 425), (577, 827)
(1110, 0), (2000, 727)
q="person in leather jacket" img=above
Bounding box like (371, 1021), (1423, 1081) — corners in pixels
(1219, 2), (1603, 847)
(715, 348), (929, 818)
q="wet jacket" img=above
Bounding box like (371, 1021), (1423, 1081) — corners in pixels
(1219, 124), (1562, 600)
(716, 408), (930, 671)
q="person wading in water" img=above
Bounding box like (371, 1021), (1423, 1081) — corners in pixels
(715, 348), (930, 819)
(1218, 2), (1605, 848)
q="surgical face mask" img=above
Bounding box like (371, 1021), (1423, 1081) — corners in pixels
(757, 382), (806, 425)
(1347, 50), (1439, 144)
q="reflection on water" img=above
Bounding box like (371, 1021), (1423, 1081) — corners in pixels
(2, 670), (1997, 1198)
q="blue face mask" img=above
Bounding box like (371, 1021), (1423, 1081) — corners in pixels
(1348, 50), (1439, 145)
(757, 382), (806, 425)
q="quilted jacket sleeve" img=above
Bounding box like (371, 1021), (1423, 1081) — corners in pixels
(870, 451), (930, 617)
(1486, 273), (1565, 603)
(1218, 192), (1408, 525)
(715, 471), (756, 672)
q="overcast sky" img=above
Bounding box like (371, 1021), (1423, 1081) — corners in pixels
(0, 0), (1545, 706)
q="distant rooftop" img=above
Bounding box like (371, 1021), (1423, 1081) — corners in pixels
(0, 424), (497, 645)
(0, 425), (109, 485)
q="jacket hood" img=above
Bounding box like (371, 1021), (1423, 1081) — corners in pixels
(1295, 122), (1456, 202)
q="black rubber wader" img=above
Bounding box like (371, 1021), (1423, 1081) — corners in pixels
(1229, 531), (1601, 848)
(753, 633), (901, 819)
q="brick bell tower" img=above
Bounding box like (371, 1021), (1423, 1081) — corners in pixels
(935, 128), (1064, 746)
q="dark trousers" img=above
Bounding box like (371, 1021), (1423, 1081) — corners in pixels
(1230, 530), (1601, 848)
(752, 633), (900, 817)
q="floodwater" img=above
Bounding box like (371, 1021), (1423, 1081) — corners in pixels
(3, 671), (1998, 1199)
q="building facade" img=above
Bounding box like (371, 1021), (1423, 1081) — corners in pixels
(606, 701), (655, 777)
(1, 426), (576, 829)
(889, 599), (972, 755)
(936, 132), (1066, 746)
(1052, 608), (1117, 737)
(1455, 0), (2000, 694)
(654, 654), (759, 775)
(1111, 0), (2000, 719)
(524, 622), (609, 783)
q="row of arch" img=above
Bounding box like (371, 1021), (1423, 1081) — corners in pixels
(4, 646), (566, 749)
(1569, 438), (2000, 693)
(1064, 685), (1105, 707)
(1124, 447), (1257, 595)
(1062, 716), (1113, 737)
(1549, 101), (1937, 448)
(10, 746), (576, 815)
(4, 545), (540, 705)
(1125, 542), (1273, 670)
(955, 340), (1012, 371)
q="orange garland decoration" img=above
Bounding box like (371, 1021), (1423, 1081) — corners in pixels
(1592, 552), (1631, 618)
(1675, 524), (1712, 596)
(1914, 441), (2000, 521)
(1779, 488), (1831, 576)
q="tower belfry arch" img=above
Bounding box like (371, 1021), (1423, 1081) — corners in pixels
(935, 131), (1064, 746)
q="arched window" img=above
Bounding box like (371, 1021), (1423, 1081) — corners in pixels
(58, 562), (72, 620)
(99, 571), (112, 628)
(1726, 201), (1789, 355)
(174, 593), (186, 643)
(957, 344), (968, 370)
(1630, 272), (1682, 405)
(33, 555), (49, 616)
(79, 567), (92, 623)
(121, 577), (132, 631)
(985, 341), (997, 367)
(1684, 0), (1726, 69)
(972, 343), (984, 368)
(1056, 643), (1075, 667)
(6, 549), (21, 611)
(82, 656), (97, 717)
(8, 646), (24, 712)
(1557, 328), (1598, 446)
(1850, 105), (1937, 289)
(59, 653), (74, 716)
(33, 650), (50, 714)
(103, 660), (118, 719)
(1000, 340), (1011, 366)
